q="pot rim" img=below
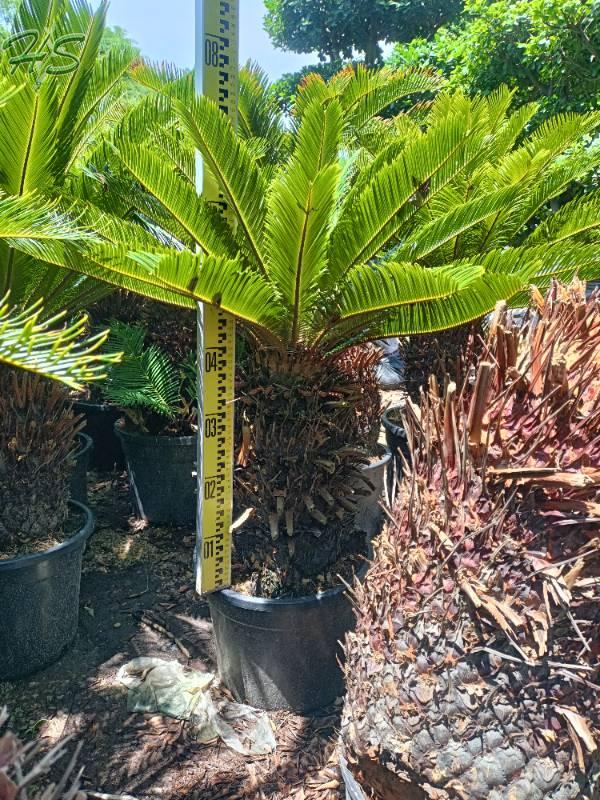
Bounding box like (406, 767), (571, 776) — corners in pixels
(339, 755), (367, 800)
(75, 431), (94, 458)
(0, 500), (95, 573)
(361, 445), (392, 471)
(382, 402), (407, 436)
(73, 399), (119, 412)
(209, 553), (371, 610)
(114, 424), (196, 446)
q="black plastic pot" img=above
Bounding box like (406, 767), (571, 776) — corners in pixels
(73, 400), (124, 471)
(208, 559), (369, 714)
(0, 501), (95, 681)
(115, 427), (197, 525)
(354, 446), (392, 537)
(69, 433), (93, 505)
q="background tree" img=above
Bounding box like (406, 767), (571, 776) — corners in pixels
(390, 0), (599, 118)
(264, 0), (463, 66)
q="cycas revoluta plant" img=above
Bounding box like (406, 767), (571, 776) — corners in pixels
(32, 65), (598, 586)
(342, 280), (599, 799)
(102, 320), (197, 435)
(0, 369), (84, 552)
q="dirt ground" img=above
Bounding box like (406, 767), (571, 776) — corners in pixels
(0, 473), (346, 800)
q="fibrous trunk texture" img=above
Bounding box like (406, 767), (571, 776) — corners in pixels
(234, 346), (382, 587)
(342, 281), (600, 799)
(398, 322), (480, 400)
(0, 369), (82, 549)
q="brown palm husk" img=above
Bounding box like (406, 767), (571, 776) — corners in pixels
(342, 280), (600, 799)
(0, 369), (83, 555)
(233, 345), (382, 594)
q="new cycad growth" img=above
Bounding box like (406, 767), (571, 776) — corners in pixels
(102, 320), (197, 436)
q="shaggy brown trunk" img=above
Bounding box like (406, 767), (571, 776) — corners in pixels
(233, 346), (382, 596)
(343, 281), (600, 799)
(398, 321), (481, 399)
(0, 369), (82, 551)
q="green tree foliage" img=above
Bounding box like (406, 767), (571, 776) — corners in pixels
(264, 0), (463, 65)
(391, 0), (600, 117)
(101, 24), (139, 56)
(271, 60), (345, 112)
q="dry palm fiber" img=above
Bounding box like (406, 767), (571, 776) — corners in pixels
(0, 708), (85, 800)
(342, 280), (600, 800)
(0, 369), (83, 549)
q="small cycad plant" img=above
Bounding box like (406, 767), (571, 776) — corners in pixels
(102, 321), (197, 436)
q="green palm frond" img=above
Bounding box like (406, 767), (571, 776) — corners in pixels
(264, 99), (342, 341)
(333, 261), (484, 324)
(239, 62), (290, 165)
(294, 65), (443, 133)
(103, 320), (179, 419)
(483, 242), (600, 290)
(395, 186), (522, 263)
(528, 195), (600, 244)
(325, 273), (526, 348)
(0, 293), (120, 389)
(327, 108), (491, 284)
(0, 0), (142, 315)
(0, 193), (95, 244)
(334, 65), (444, 133)
(47, 69), (599, 356)
(115, 141), (237, 257)
(129, 59), (192, 97)
(175, 94), (269, 276)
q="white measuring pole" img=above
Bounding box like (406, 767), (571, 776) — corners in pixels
(195, 0), (238, 595)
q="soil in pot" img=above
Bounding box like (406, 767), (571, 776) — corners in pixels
(116, 426), (197, 525)
(69, 432), (93, 505)
(0, 501), (95, 681)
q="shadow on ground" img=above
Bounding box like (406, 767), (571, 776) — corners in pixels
(0, 473), (344, 800)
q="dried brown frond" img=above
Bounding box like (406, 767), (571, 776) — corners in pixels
(0, 708), (85, 800)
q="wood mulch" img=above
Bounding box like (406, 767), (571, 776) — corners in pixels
(0, 472), (346, 800)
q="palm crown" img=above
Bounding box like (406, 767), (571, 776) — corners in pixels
(81, 65), (599, 353)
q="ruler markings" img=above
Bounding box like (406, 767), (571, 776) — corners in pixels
(195, 0), (238, 595)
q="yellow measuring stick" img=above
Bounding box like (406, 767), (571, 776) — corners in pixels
(195, 0), (239, 595)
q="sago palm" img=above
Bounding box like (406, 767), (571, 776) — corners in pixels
(9, 65), (599, 583)
(82, 70), (600, 350)
(0, 0), (138, 314)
